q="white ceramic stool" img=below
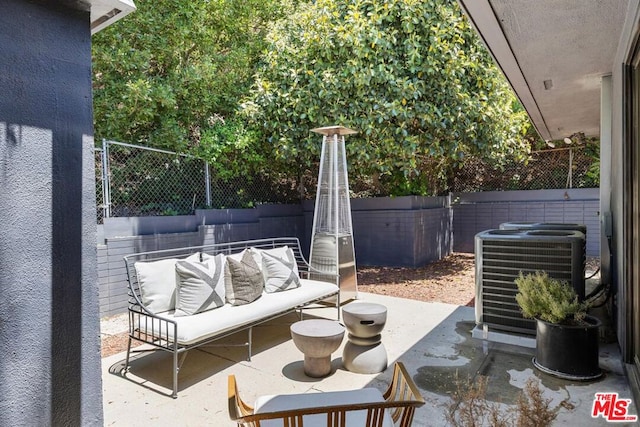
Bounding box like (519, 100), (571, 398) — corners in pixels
(342, 302), (388, 374)
(290, 319), (345, 377)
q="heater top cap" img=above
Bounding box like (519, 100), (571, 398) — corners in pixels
(311, 126), (358, 136)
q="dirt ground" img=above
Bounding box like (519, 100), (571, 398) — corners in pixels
(357, 252), (476, 307)
(101, 253), (476, 358)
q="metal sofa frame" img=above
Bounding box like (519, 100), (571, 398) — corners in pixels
(123, 237), (339, 398)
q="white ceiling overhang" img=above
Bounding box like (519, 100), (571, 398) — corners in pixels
(90, 0), (136, 34)
(458, 0), (629, 141)
(57, 0), (135, 34)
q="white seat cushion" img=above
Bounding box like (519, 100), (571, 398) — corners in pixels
(254, 388), (393, 427)
(140, 279), (338, 345)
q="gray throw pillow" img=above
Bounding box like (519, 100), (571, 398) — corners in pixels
(262, 251), (301, 293)
(225, 250), (264, 305)
(174, 254), (226, 316)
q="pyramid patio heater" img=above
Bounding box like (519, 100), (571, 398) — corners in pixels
(309, 126), (358, 302)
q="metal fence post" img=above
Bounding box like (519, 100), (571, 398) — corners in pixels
(101, 138), (111, 218)
(567, 148), (574, 189)
(205, 161), (212, 208)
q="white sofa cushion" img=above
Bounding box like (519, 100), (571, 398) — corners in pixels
(174, 254), (226, 316)
(254, 388), (393, 427)
(139, 279), (338, 345)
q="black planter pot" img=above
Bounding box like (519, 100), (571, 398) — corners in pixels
(533, 314), (603, 381)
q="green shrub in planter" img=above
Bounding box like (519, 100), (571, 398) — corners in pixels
(514, 271), (587, 325)
(515, 271), (601, 380)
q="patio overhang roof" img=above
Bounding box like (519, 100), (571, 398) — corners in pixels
(56, 0), (136, 34)
(90, 0), (136, 34)
(458, 0), (629, 141)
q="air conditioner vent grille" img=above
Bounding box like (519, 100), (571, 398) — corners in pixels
(475, 229), (586, 336)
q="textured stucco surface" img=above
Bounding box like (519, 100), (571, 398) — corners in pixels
(0, 1), (102, 425)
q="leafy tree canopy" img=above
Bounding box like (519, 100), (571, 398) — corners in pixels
(92, 0), (292, 152)
(242, 0), (531, 195)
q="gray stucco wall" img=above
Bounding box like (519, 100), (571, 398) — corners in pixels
(452, 188), (600, 255)
(0, 1), (103, 426)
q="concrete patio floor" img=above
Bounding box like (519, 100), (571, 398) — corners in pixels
(102, 292), (637, 426)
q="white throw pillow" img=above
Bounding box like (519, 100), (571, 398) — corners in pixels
(251, 246), (299, 277)
(262, 251), (301, 293)
(134, 253), (200, 314)
(174, 254), (226, 316)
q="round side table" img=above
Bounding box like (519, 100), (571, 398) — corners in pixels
(342, 302), (388, 374)
(290, 319), (345, 377)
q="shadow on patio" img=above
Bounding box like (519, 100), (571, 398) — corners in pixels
(102, 293), (635, 426)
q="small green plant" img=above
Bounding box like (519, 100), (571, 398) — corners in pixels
(514, 271), (587, 324)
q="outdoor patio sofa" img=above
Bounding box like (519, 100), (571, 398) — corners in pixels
(228, 361), (425, 427)
(123, 237), (340, 398)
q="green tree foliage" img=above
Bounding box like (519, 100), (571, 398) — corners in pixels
(242, 0), (530, 195)
(92, 0), (291, 152)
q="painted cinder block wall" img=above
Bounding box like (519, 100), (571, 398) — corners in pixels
(98, 205), (307, 315)
(302, 196), (453, 268)
(98, 190), (599, 317)
(0, 1), (103, 425)
(451, 188), (600, 255)
(98, 198), (452, 316)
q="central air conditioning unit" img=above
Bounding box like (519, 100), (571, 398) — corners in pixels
(500, 220), (589, 266)
(500, 222), (588, 262)
(499, 222), (587, 235)
(475, 229), (586, 336)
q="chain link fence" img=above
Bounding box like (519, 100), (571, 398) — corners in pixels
(451, 146), (599, 193)
(95, 147), (105, 224)
(95, 141), (599, 223)
(95, 140), (301, 223)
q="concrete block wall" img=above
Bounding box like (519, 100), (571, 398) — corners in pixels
(413, 208), (454, 266)
(349, 208), (453, 267)
(452, 188), (600, 255)
(98, 231), (204, 316)
(303, 196), (453, 268)
(98, 190), (600, 316)
(98, 206), (306, 317)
